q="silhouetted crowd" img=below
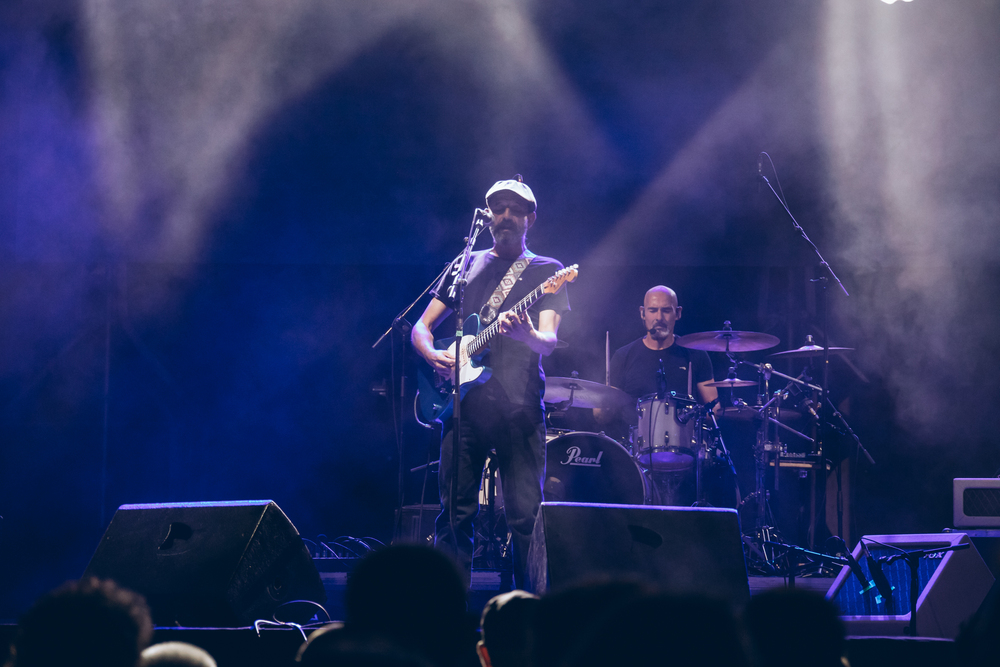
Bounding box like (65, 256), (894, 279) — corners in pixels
(3, 544), (998, 667)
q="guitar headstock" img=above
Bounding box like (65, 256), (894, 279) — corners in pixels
(542, 264), (579, 294)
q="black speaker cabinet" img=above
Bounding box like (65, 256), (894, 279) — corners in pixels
(84, 500), (326, 627)
(825, 532), (995, 638)
(393, 504), (438, 545)
(528, 502), (749, 606)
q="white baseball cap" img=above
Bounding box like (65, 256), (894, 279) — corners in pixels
(485, 174), (537, 213)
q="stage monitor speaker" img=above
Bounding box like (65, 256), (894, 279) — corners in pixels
(825, 532), (995, 638)
(84, 500), (326, 627)
(954, 478), (1000, 527)
(528, 502), (749, 606)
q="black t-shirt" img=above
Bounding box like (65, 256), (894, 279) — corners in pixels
(610, 337), (714, 402)
(432, 250), (571, 408)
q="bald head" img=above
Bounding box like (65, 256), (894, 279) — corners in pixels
(643, 286), (678, 309)
(640, 286), (682, 346)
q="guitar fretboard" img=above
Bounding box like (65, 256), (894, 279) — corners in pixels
(467, 283), (548, 357)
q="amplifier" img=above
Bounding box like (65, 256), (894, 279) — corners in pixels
(954, 478), (1000, 528)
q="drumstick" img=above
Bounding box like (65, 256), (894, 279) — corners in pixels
(605, 331), (610, 385)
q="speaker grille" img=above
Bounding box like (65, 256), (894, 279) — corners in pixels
(964, 487), (1000, 516)
(830, 546), (943, 617)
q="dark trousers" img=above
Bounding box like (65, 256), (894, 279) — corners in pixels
(435, 384), (545, 590)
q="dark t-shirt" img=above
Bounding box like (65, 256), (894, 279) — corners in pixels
(432, 250), (571, 408)
(610, 337), (714, 402)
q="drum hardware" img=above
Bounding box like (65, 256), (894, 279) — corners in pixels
(718, 405), (803, 425)
(697, 399), (740, 509)
(714, 355), (825, 569)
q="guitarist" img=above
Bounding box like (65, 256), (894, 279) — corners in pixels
(411, 176), (570, 589)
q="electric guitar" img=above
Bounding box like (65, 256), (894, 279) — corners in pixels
(414, 264), (579, 426)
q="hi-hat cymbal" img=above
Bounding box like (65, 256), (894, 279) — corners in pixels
(544, 377), (631, 410)
(767, 345), (854, 359)
(705, 378), (759, 388)
(768, 345), (853, 359)
(675, 322), (779, 352)
(768, 336), (853, 359)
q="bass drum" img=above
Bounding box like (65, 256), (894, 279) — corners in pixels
(544, 431), (655, 505)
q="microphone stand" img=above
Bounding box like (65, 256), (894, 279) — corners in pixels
(373, 256), (462, 544)
(873, 542), (970, 637)
(763, 539), (849, 588)
(758, 152), (860, 543)
(446, 211), (488, 569)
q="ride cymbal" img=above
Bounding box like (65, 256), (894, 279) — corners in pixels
(675, 321), (779, 352)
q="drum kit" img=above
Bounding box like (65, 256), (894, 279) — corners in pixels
(532, 321), (860, 572)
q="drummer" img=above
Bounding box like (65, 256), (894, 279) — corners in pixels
(595, 285), (718, 431)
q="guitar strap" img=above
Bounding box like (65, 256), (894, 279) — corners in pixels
(479, 251), (535, 324)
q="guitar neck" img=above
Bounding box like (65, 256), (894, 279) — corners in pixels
(467, 283), (547, 357)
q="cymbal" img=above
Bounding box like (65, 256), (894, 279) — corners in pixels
(768, 344), (853, 359)
(675, 326), (779, 352)
(544, 377), (631, 410)
(705, 378), (759, 388)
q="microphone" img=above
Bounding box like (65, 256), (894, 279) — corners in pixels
(474, 208), (493, 226)
(802, 398), (820, 420)
(679, 397), (718, 424)
(656, 357), (667, 398)
(834, 537), (876, 596)
(860, 541), (895, 607)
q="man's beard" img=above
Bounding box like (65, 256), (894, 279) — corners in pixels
(490, 223), (522, 245)
(647, 325), (672, 341)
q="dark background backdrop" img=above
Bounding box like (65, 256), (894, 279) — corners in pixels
(2, 0), (998, 618)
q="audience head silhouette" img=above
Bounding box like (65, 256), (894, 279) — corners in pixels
(744, 588), (847, 667)
(559, 590), (749, 667)
(531, 577), (656, 667)
(140, 641), (216, 667)
(297, 623), (437, 667)
(344, 545), (475, 667)
(476, 590), (539, 667)
(10, 577), (153, 667)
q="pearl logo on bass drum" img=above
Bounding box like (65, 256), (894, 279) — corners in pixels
(560, 446), (604, 467)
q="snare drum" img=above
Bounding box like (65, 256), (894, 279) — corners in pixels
(544, 431), (655, 505)
(633, 395), (699, 472)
